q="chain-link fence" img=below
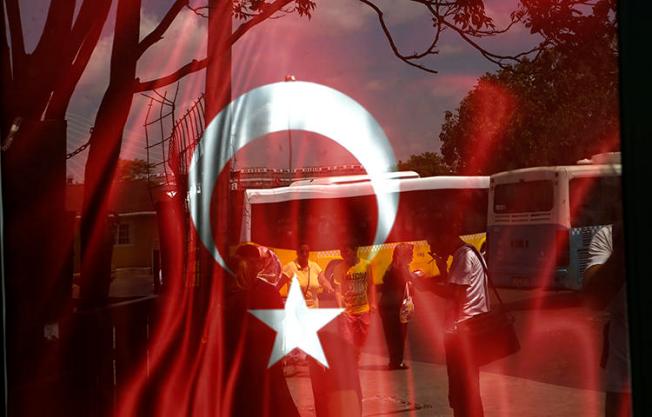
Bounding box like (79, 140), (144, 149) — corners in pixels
(144, 89), (205, 198)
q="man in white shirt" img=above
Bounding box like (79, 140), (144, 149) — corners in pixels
(583, 222), (630, 417)
(425, 225), (489, 417)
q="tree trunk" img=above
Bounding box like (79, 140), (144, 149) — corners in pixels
(78, 0), (141, 309)
(2, 118), (73, 417)
(78, 83), (136, 308)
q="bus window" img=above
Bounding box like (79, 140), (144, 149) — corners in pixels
(570, 176), (622, 227)
(494, 180), (554, 213)
(387, 188), (487, 241)
(250, 187), (488, 249)
(250, 194), (379, 250)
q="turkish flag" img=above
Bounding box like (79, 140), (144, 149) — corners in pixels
(2, 1), (626, 417)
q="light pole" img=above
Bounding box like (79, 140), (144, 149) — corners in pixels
(284, 74), (296, 183)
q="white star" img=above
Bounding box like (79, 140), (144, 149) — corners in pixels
(249, 277), (343, 368)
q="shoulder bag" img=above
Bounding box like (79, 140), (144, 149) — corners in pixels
(399, 281), (415, 323)
(451, 245), (520, 366)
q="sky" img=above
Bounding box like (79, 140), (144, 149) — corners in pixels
(17, 0), (541, 181)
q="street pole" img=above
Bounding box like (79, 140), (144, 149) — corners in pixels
(285, 75), (296, 183)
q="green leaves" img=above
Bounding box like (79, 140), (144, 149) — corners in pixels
(397, 152), (453, 177)
(439, 39), (619, 175)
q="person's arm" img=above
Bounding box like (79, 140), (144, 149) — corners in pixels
(277, 272), (292, 288)
(331, 269), (345, 308)
(335, 283), (344, 308)
(583, 255), (625, 309)
(278, 263), (295, 291)
(449, 284), (467, 319)
(412, 257), (450, 295)
(426, 282), (459, 299)
(317, 271), (335, 294)
(434, 256), (448, 282)
(582, 226), (625, 309)
(367, 266), (377, 311)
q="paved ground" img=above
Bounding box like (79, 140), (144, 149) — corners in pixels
(103, 276), (614, 416)
(286, 288), (612, 416)
(287, 351), (605, 417)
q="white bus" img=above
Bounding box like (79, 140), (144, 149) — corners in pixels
(487, 154), (621, 289)
(240, 174), (490, 283)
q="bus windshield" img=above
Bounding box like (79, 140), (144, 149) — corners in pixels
(494, 180), (554, 213)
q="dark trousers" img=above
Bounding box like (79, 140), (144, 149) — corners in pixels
(605, 391), (631, 417)
(444, 334), (484, 417)
(308, 321), (363, 417)
(379, 306), (407, 365)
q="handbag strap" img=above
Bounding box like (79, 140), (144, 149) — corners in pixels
(404, 281), (411, 298)
(465, 244), (506, 308)
(296, 261), (311, 298)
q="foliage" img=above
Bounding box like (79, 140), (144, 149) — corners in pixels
(397, 152), (452, 177)
(363, 0), (616, 78)
(360, 0), (535, 74)
(439, 0), (618, 175)
(233, 0), (315, 19)
(439, 40), (619, 174)
(115, 158), (159, 183)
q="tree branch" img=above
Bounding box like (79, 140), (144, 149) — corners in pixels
(33, 0), (74, 62)
(439, 17), (543, 67)
(136, 0), (296, 92)
(47, 1), (112, 119)
(230, 0), (294, 44)
(359, 0), (439, 74)
(361, 0), (548, 73)
(186, 3), (209, 18)
(70, 0), (111, 55)
(5, 0), (26, 74)
(135, 58), (208, 92)
(138, 0), (189, 58)
(470, 12), (524, 37)
(1, 2), (12, 120)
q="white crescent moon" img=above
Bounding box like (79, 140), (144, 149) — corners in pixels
(188, 81), (398, 271)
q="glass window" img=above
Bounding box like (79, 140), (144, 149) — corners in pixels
(113, 223), (131, 245)
(494, 180), (554, 213)
(570, 176), (622, 227)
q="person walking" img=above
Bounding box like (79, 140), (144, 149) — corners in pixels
(379, 243), (414, 370)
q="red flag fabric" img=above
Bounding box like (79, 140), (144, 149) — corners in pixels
(2, 1), (631, 417)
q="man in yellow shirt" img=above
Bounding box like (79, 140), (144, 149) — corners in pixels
(332, 243), (376, 361)
(282, 244), (334, 308)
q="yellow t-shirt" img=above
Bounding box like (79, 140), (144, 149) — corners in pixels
(333, 259), (371, 315)
(282, 260), (323, 308)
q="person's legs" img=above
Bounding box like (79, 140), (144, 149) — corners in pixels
(380, 307), (400, 366)
(445, 334), (484, 417)
(398, 322), (408, 365)
(352, 312), (370, 348)
(605, 391), (632, 417)
(464, 363), (483, 417)
(308, 359), (328, 417)
(445, 336), (463, 414)
(311, 323), (363, 417)
(348, 312), (371, 363)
